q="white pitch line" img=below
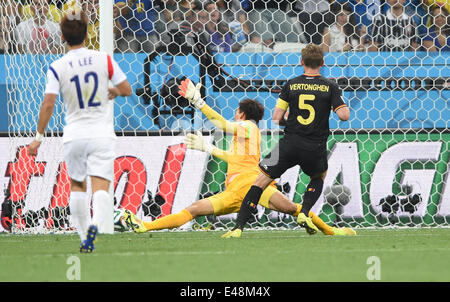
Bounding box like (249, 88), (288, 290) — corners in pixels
(98, 247), (450, 256)
(123, 233), (450, 240)
(3, 231), (448, 242)
(1, 247), (450, 259)
(0, 251), (236, 258)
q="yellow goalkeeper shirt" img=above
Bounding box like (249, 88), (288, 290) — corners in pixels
(225, 120), (261, 186)
(199, 104), (262, 186)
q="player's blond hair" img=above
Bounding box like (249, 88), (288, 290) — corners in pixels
(301, 44), (324, 69)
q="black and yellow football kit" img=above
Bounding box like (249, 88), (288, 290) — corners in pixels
(260, 74), (347, 178)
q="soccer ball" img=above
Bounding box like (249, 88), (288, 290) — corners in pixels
(113, 208), (128, 232)
(323, 185), (351, 206)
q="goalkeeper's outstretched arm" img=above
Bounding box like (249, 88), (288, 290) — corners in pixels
(178, 78), (242, 135)
(185, 131), (231, 162)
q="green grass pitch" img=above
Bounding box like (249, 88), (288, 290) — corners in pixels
(1, 228), (450, 282)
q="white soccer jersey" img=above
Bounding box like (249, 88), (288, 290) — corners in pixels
(45, 48), (127, 143)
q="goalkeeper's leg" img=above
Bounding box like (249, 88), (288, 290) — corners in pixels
(222, 189), (337, 238)
(125, 199), (215, 233)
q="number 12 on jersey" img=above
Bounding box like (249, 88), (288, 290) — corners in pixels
(297, 94), (316, 125)
(70, 72), (100, 109)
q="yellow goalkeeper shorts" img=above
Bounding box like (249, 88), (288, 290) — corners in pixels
(206, 172), (278, 216)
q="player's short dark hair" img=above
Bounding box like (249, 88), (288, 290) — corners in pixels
(301, 44), (324, 69)
(60, 10), (88, 46)
(238, 99), (264, 124)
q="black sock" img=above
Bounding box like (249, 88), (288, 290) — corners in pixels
(232, 186), (263, 231)
(300, 178), (324, 216)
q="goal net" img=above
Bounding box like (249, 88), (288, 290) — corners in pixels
(1, 0), (448, 234)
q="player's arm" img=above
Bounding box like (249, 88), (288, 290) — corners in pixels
(108, 80), (132, 99)
(273, 82), (290, 126)
(273, 97), (289, 126)
(335, 105), (350, 121)
(178, 78), (240, 135)
(107, 55), (132, 99)
(331, 83), (350, 121)
(36, 94), (57, 134)
(28, 65), (60, 156)
(200, 104), (240, 135)
(184, 131), (231, 162)
(28, 93), (57, 156)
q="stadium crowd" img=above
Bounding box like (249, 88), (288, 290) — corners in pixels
(0, 0), (448, 54)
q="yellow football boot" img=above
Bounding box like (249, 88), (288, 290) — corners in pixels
(297, 213), (318, 235)
(221, 229), (242, 238)
(123, 209), (147, 233)
(332, 227), (357, 236)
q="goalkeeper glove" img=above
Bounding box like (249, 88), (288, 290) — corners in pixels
(185, 131), (214, 154)
(178, 78), (205, 109)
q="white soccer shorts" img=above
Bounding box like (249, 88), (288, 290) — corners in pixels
(63, 138), (116, 182)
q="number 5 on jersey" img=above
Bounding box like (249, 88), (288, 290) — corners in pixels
(297, 94), (316, 125)
(70, 72), (100, 109)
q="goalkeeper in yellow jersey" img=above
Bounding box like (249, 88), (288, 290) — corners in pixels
(123, 78), (355, 237)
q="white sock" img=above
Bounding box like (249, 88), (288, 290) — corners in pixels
(69, 191), (90, 241)
(92, 190), (110, 229)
